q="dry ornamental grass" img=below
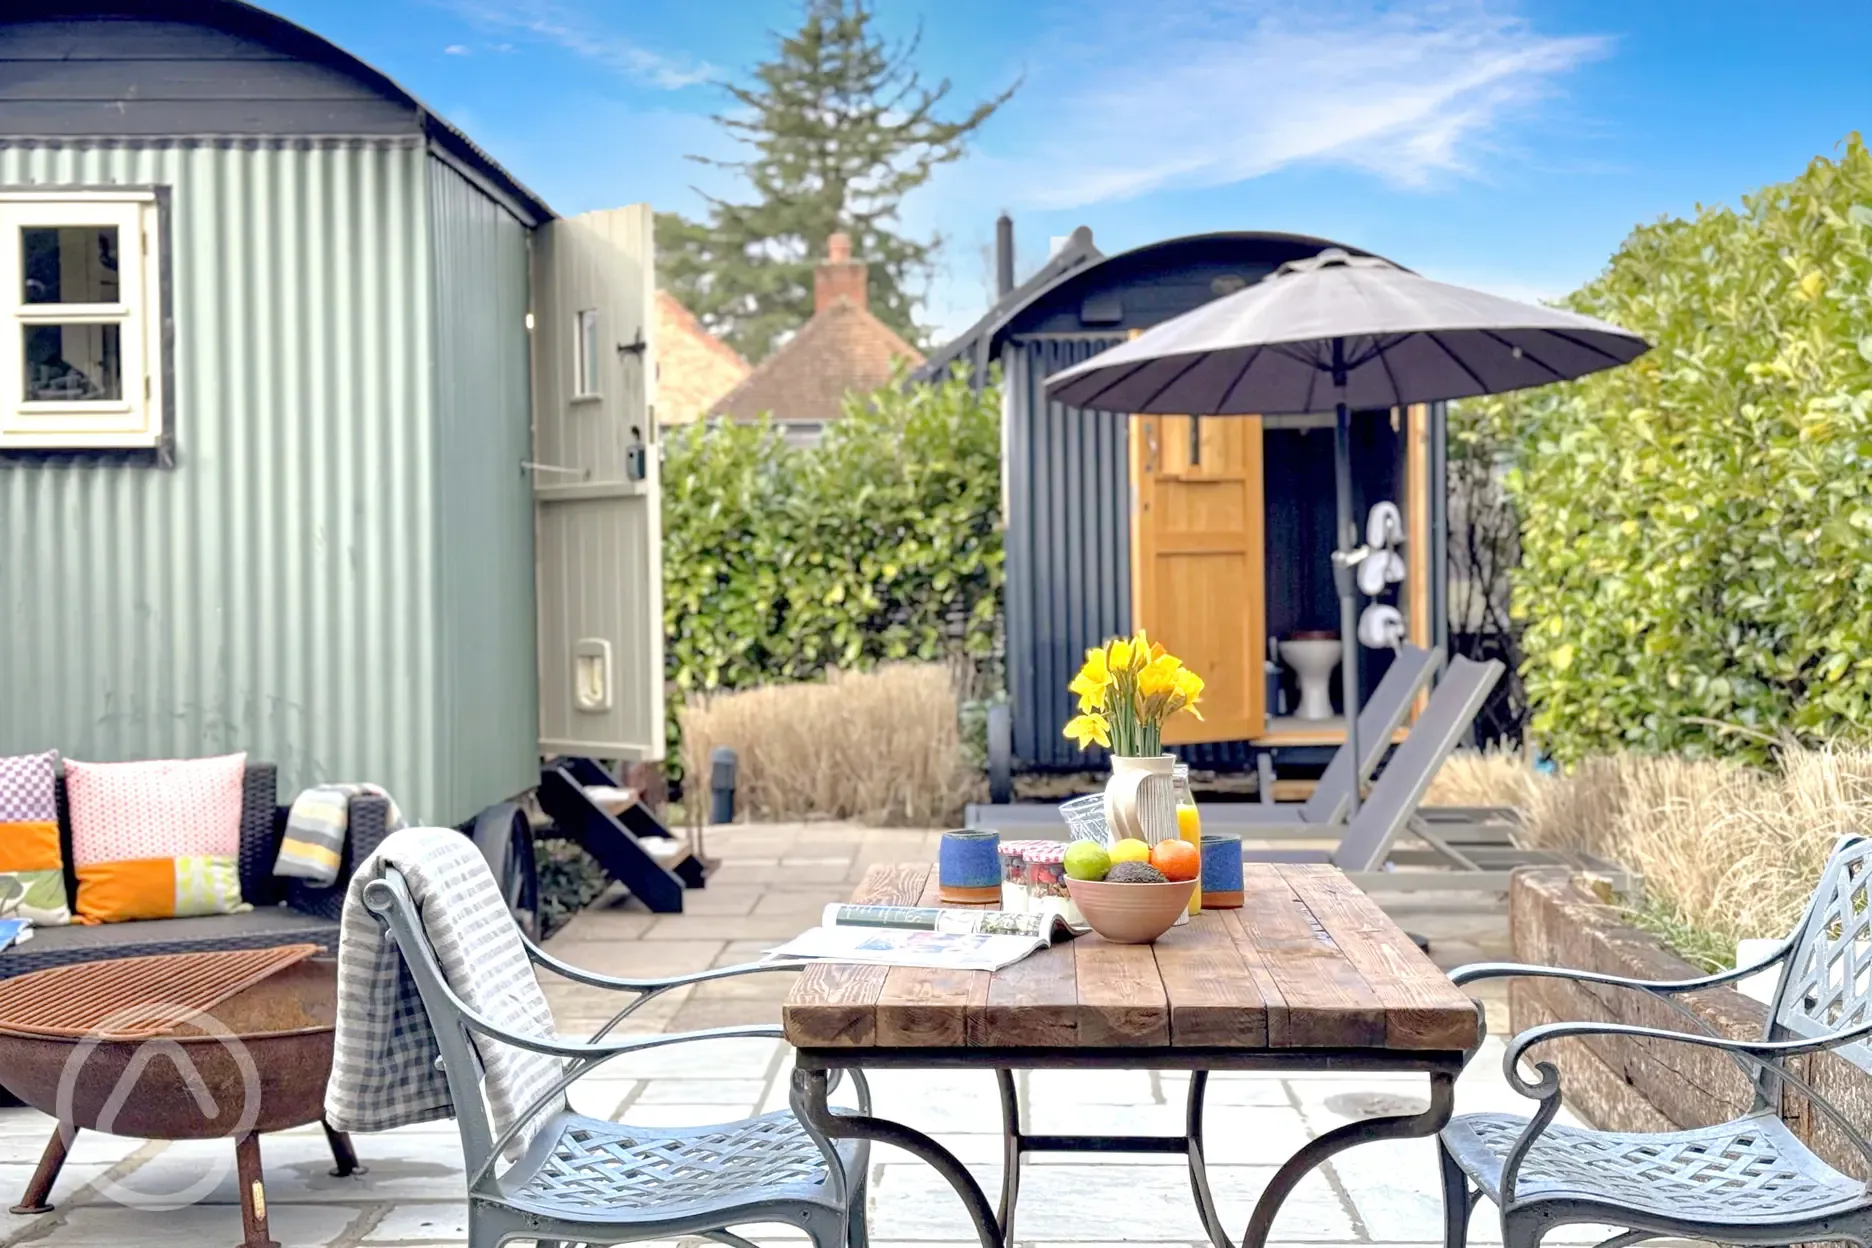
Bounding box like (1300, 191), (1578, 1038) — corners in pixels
(679, 662), (976, 826)
(1430, 741), (1872, 954)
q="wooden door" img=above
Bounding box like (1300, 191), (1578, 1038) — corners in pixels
(531, 205), (666, 762)
(1131, 414), (1266, 744)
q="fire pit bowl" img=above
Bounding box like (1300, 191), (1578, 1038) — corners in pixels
(0, 947), (360, 1248)
(0, 957), (336, 1138)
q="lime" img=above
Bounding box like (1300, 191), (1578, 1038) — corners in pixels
(1064, 840), (1111, 881)
(1109, 838), (1151, 864)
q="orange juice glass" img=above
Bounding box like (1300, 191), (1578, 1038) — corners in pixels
(1173, 763), (1202, 915)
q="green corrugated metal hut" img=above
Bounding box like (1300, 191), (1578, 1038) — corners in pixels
(0, 0), (668, 823)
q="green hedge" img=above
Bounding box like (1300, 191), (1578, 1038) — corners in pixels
(1474, 134), (1872, 763)
(662, 365), (1004, 769)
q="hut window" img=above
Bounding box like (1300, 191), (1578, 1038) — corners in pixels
(574, 308), (601, 398)
(0, 192), (163, 450)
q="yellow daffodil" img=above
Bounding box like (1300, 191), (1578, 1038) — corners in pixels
(1172, 668), (1206, 720)
(1137, 653), (1184, 715)
(1069, 656), (1111, 705)
(1066, 632), (1205, 753)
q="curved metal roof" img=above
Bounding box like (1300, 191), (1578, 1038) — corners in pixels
(920, 227), (1384, 381)
(11, 0), (555, 225)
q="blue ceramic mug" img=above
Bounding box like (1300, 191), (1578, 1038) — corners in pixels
(1200, 833), (1243, 908)
(939, 829), (1002, 904)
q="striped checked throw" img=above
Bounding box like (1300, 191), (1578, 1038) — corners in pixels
(274, 783), (405, 885)
(325, 826), (564, 1153)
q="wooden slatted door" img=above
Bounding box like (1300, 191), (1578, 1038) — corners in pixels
(531, 205), (666, 762)
(1130, 414), (1266, 745)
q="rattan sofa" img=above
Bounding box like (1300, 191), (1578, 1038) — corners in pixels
(0, 762), (395, 980)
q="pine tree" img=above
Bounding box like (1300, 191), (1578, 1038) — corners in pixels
(657, 1), (1016, 362)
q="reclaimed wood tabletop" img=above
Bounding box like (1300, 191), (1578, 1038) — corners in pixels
(782, 861), (1480, 1054)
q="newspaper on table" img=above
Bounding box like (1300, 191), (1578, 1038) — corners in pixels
(771, 904), (1076, 972)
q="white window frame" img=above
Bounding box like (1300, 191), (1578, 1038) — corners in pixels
(573, 307), (601, 400)
(0, 190), (164, 450)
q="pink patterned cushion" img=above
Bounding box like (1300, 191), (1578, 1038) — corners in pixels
(65, 754), (247, 864)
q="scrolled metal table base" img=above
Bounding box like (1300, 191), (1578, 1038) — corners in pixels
(792, 1059), (1459, 1248)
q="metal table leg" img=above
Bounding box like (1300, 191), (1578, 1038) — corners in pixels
(1239, 1072), (1457, 1248)
(791, 1068), (1005, 1248)
(793, 1058), (1458, 1248)
(995, 1069), (1021, 1245)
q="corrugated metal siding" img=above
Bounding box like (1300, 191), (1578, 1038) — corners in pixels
(0, 140), (452, 818)
(1004, 334), (1260, 773)
(428, 156), (537, 819)
(1004, 335), (1131, 770)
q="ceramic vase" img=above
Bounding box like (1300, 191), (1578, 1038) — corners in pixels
(1104, 754), (1177, 847)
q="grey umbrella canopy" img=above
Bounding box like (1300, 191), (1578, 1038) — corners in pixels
(1046, 248), (1648, 811)
(1046, 249), (1648, 414)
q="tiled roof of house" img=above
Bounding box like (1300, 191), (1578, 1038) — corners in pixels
(712, 300), (925, 425)
(711, 233), (926, 426)
(655, 291), (751, 425)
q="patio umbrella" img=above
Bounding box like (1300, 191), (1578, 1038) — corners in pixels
(1045, 248), (1648, 812)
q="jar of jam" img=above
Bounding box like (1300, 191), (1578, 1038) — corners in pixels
(997, 840), (1034, 914)
(1022, 842), (1084, 927)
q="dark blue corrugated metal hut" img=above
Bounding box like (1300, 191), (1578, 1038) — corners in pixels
(925, 227), (1451, 776)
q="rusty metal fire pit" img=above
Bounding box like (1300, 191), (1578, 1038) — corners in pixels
(0, 945), (362, 1248)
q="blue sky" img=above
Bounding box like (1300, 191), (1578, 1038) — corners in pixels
(276, 0), (1872, 342)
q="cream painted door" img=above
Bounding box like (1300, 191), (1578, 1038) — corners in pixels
(531, 205), (666, 760)
(1130, 414), (1266, 745)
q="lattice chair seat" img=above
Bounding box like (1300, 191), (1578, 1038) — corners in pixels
(1443, 1110), (1867, 1224)
(502, 1108), (863, 1222)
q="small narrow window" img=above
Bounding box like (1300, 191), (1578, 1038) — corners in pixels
(574, 308), (601, 398)
(0, 192), (164, 450)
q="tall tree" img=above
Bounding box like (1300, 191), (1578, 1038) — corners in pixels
(658, 0), (1016, 362)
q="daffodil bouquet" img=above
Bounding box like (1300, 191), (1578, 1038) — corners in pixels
(1063, 631), (1205, 756)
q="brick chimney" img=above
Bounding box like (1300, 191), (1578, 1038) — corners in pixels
(814, 232), (867, 314)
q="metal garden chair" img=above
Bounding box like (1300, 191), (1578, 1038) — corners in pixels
(361, 866), (869, 1248)
(1439, 833), (1872, 1248)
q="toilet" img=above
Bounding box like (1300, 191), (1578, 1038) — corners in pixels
(1279, 632), (1343, 721)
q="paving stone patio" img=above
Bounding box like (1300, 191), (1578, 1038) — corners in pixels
(0, 821), (1617, 1248)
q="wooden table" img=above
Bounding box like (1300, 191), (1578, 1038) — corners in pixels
(782, 862), (1482, 1248)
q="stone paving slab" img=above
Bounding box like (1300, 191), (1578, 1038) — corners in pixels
(0, 820), (1547, 1248)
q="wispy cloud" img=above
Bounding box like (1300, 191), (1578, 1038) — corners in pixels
(432, 0), (715, 90)
(443, 44), (471, 56)
(1009, 0), (1611, 207)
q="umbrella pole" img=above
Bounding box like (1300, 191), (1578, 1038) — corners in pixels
(1330, 360), (1361, 816)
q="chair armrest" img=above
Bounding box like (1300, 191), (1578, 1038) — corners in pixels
(523, 935), (808, 1040)
(1507, 1017), (1872, 1069)
(1448, 940), (1789, 993)
(525, 932), (802, 993)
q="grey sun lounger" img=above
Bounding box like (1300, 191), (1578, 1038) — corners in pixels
(1242, 642), (1440, 829)
(1241, 656), (1638, 905)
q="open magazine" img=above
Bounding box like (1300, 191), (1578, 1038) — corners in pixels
(771, 904), (1076, 972)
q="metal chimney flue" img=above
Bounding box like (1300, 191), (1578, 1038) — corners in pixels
(995, 213), (1015, 298)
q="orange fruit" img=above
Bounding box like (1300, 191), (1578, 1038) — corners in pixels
(1150, 838), (1199, 882)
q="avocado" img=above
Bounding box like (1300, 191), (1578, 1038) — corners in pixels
(1107, 861), (1168, 884)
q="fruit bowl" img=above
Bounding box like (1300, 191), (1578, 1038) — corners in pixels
(1066, 877), (1198, 944)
